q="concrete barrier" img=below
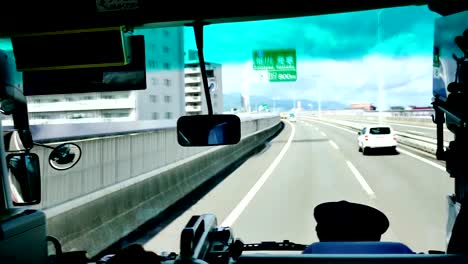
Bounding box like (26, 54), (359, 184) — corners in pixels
(28, 116), (280, 256)
(27, 116), (277, 209)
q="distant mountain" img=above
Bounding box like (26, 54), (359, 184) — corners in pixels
(223, 92), (346, 112)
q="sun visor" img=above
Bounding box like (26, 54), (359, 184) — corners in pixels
(22, 35), (146, 95)
(11, 27), (131, 72)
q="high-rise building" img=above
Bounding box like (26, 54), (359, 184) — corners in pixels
(21, 27), (185, 124)
(184, 62), (223, 115)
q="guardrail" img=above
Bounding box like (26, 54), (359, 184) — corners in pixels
(314, 109), (434, 116)
(20, 114), (281, 256)
(306, 109), (435, 127)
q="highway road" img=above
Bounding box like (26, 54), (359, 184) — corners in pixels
(375, 121), (453, 142)
(305, 115), (454, 142)
(143, 118), (454, 255)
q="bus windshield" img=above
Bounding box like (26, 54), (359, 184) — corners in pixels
(0, 4), (452, 258)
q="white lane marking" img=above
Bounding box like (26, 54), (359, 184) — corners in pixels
(329, 140), (339, 150)
(382, 121), (446, 131)
(406, 130), (426, 136)
(308, 119), (356, 134)
(396, 148), (446, 171)
(302, 116), (449, 133)
(306, 118), (447, 172)
(354, 119), (450, 134)
(337, 118), (441, 131)
(221, 121), (296, 227)
(346, 161), (376, 198)
(397, 144), (438, 159)
(320, 131), (327, 137)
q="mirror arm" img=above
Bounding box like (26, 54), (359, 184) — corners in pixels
(192, 20), (214, 116)
(12, 99), (34, 150)
(33, 142), (55, 150)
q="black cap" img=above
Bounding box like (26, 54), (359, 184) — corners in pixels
(314, 200), (389, 242)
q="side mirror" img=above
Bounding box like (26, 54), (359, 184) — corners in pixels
(6, 152), (41, 205)
(48, 143), (82, 170)
(177, 115), (241, 146)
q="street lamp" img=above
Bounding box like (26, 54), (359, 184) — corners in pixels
(272, 96), (280, 113)
(377, 9), (385, 124)
(315, 79), (322, 118)
(293, 92), (297, 110)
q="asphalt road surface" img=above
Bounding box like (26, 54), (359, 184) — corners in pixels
(310, 116), (454, 142)
(144, 118), (454, 255)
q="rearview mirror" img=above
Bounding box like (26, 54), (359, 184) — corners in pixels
(6, 153), (41, 205)
(48, 143), (82, 170)
(177, 115), (241, 146)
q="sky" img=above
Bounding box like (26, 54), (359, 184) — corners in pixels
(185, 5), (440, 109)
(0, 5), (441, 110)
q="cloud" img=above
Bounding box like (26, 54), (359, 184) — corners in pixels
(185, 5), (440, 63)
(182, 5), (440, 109)
(123, 5), (443, 110)
(0, 5), (438, 109)
(220, 54), (433, 108)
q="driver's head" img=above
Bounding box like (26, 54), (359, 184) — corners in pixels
(314, 200), (389, 242)
(108, 244), (161, 264)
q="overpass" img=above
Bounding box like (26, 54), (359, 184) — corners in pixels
(12, 110), (454, 257)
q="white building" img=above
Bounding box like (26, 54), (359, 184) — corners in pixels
(23, 27), (185, 124)
(184, 62), (223, 115)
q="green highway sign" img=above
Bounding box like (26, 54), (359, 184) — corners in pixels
(253, 49), (296, 70)
(269, 70), (297, 82)
(252, 49), (297, 82)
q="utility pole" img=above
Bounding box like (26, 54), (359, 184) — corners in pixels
(317, 80), (322, 118)
(293, 92), (296, 111)
(377, 9), (385, 124)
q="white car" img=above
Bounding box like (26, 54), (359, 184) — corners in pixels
(358, 125), (397, 155)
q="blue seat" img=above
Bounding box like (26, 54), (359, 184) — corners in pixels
(303, 242), (415, 254)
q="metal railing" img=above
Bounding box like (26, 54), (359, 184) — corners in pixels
(305, 109), (435, 126)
